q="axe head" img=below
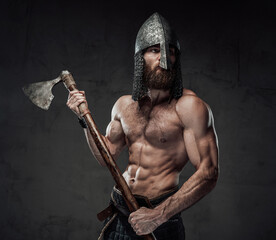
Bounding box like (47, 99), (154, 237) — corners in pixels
(22, 76), (62, 110)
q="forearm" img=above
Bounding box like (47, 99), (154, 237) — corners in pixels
(155, 167), (218, 223)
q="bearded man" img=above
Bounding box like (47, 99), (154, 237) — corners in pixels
(67, 13), (219, 240)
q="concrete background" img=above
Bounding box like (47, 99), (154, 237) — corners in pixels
(0, 0), (275, 239)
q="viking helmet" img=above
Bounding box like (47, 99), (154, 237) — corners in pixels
(132, 12), (183, 101)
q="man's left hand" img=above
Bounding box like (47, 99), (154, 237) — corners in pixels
(128, 207), (165, 235)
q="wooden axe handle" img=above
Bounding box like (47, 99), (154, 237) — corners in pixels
(62, 71), (156, 240)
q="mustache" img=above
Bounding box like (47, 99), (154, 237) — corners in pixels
(154, 65), (173, 72)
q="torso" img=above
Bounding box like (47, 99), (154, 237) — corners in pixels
(117, 89), (195, 198)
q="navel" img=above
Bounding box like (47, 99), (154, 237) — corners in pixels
(160, 137), (167, 143)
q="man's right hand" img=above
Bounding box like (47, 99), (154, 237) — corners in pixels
(66, 90), (88, 118)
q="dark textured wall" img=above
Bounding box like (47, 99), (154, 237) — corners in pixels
(0, 0), (275, 239)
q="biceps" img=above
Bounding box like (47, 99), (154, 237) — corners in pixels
(199, 130), (218, 168)
(104, 120), (126, 158)
(184, 128), (218, 169)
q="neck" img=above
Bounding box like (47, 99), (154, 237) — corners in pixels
(148, 88), (170, 106)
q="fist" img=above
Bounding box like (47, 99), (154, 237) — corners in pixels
(128, 207), (163, 235)
(66, 90), (88, 118)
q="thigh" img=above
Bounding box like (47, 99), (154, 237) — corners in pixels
(104, 215), (143, 240)
(153, 216), (185, 240)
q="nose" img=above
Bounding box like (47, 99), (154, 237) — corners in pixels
(157, 52), (161, 59)
(157, 52), (161, 63)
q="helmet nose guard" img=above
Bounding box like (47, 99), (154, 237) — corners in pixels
(159, 41), (171, 70)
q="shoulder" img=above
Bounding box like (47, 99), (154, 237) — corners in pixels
(111, 95), (133, 120)
(176, 88), (206, 112)
(182, 88), (197, 97)
(176, 89), (212, 129)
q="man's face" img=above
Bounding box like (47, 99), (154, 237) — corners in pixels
(143, 44), (176, 71)
(143, 44), (176, 90)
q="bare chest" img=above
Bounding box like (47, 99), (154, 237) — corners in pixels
(120, 103), (183, 146)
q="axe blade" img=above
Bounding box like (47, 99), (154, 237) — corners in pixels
(22, 76), (62, 110)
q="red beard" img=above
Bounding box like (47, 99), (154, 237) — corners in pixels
(143, 64), (176, 90)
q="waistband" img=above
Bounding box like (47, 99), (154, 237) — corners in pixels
(111, 185), (179, 217)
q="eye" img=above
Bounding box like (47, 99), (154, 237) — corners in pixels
(149, 48), (160, 53)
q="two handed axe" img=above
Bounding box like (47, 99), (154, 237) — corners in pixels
(22, 70), (156, 240)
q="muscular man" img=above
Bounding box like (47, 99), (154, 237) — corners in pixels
(67, 13), (219, 239)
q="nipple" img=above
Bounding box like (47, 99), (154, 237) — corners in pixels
(160, 137), (167, 143)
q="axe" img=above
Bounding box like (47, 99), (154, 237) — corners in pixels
(22, 70), (156, 240)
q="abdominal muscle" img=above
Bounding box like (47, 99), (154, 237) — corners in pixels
(122, 141), (187, 199)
